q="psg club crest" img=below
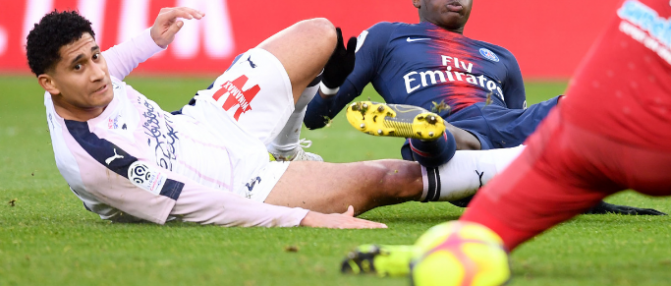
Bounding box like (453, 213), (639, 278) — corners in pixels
(479, 48), (500, 62)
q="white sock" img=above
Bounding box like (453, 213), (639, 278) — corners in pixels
(267, 80), (319, 154)
(420, 145), (525, 202)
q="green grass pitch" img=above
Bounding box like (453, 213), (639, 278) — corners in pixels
(1, 75), (670, 286)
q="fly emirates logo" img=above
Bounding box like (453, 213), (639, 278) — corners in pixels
(402, 55), (504, 101)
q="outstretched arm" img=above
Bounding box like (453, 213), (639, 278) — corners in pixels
(75, 144), (383, 228)
(171, 175), (387, 228)
(81, 155), (385, 228)
(103, 7), (204, 80)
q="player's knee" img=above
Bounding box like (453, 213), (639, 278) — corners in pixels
(296, 18), (337, 53)
(305, 18), (336, 39)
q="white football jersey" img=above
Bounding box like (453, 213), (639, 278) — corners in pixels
(44, 29), (307, 226)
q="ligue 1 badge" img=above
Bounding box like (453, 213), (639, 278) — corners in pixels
(479, 48), (500, 62)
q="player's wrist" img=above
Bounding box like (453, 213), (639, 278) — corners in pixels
(319, 27), (356, 97)
(319, 81), (340, 96)
(149, 27), (170, 49)
(299, 211), (319, 227)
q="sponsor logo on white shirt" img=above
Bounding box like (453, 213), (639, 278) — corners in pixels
(128, 161), (166, 195)
(108, 113), (122, 130)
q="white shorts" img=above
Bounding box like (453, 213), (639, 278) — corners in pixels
(240, 160), (291, 202)
(198, 48), (295, 145)
(183, 48), (294, 202)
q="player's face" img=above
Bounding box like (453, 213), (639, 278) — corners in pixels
(43, 33), (113, 116)
(414, 0), (473, 34)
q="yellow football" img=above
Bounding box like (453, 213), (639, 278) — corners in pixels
(410, 221), (511, 286)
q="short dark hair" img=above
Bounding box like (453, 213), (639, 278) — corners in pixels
(26, 10), (95, 76)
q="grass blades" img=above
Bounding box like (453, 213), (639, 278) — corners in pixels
(1, 76), (670, 286)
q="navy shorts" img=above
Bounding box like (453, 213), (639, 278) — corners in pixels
(401, 96), (560, 161)
(446, 96), (560, 150)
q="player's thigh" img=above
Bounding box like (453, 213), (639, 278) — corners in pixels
(618, 146), (671, 196)
(462, 153), (611, 250)
(256, 18), (336, 101)
(482, 109), (621, 220)
(195, 49), (295, 145)
(264, 160), (423, 214)
(446, 123), (482, 150)
(560, 112), (671, 195)
(488, 97), (558, 148)
(462, 113), (617, 249)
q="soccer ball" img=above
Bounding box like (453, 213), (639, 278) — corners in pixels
(410, 221), (511, 286)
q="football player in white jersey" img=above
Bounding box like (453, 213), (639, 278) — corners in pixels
(28, 7), (525, 228)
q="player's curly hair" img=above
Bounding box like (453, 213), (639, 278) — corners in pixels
(26, 10), (95, 76)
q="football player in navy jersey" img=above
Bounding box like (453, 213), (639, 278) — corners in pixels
(278, 0), (659, 214)
(341, 0), (671, 277)
(305, 0), (557, 167)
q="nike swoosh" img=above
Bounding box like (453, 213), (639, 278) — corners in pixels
(406, 37), (431, 42)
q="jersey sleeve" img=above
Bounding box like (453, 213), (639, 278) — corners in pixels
(500, 50), (527, 109)
(64, 120), (308, 227)
(304, 22), (395, 129)
(171, 181), (309, 227)
(102, 29), (165, 80)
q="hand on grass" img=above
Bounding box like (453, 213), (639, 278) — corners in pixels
(300, 206), (388, 229)
(150, 7), (205, 48)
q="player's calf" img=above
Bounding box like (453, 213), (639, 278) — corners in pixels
(267, 77), (324, 162)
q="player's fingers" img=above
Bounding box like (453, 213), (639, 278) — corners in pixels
(335, 27), (344, 48)
(164, 7), (203, 16)
(346, 36), (357, 53)
(161, 9), (192, 21)
(168, 20), (185, 35)
(344, 217), (387, 229)
(343, 205), (354, 217)
(160, 7), (202, 22)
(172, 7), (205, 19)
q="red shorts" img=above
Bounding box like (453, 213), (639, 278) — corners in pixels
(461, 107), (671, 251)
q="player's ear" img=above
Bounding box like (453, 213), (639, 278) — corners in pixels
(412, 0), (421, 9)
(38, 74), (60, 95)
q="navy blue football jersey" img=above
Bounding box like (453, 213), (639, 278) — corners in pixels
(305, 21), (528, 129)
